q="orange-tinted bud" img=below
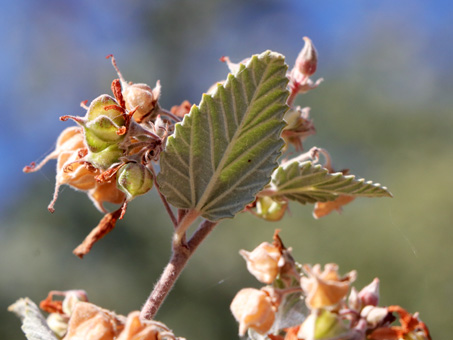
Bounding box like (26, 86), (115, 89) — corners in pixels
(230, 288), (276, 336)
(301, 264), (356, 309)
(240, 242), (283, 284)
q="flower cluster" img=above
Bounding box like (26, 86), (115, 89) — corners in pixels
(10, 290), (184, 340)
(230, 231), (431, 340)
(24, 56), (184, 257)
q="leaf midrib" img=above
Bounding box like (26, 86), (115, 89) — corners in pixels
(194, 61), (268, 213)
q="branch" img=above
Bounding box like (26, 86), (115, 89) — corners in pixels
(140, 219), (218, 321)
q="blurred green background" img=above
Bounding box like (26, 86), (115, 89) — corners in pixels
(1, 1), (452, 339)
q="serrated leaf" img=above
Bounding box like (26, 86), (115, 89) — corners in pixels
(271, 161), (392, 204)
(8, 298), (58, 340)
(158, 50), (289, 221)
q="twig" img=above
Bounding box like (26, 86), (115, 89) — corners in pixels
(140, 219), (218, 321)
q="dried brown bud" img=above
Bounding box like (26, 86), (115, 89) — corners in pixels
(240, 242), (283, 284)
(122, 82), (161, 123)
(313, 195), (355, 219)
(230, 288), (276, 336)
(301, 264), (356, 309)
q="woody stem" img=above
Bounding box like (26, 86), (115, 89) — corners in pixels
(140, 219), (218, 321)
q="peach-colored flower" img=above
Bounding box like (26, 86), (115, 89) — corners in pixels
(301, 264), (356, 309)
(88, 180), (126, 213)
(240, 242), (283, 284)
(230, 288), (276, 336)
(312, 195), (355, 219)
(63, 302), (125, 340)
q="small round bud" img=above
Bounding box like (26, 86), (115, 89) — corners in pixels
(255, 196), (288, 222)
(123, 83), (155, 122)
(116, 162), (153, 201)
(230, 288), (275, 336)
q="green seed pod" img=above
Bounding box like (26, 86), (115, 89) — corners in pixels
(116, 162), (153, 201)
(87, 144), (124, 170)
(81, 95), (127, 153)
(87, 95), (125, 126)
(255, 196), (288, 221)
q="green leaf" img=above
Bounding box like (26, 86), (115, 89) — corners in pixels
(158, 50), (289, 221)
(271, 161), (392, 204)
(8, 298), (59, 340)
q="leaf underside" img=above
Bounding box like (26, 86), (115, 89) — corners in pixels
(8, 298), (58, 340)
(271, 161), (392, 204)
(158, 50), (289, 221)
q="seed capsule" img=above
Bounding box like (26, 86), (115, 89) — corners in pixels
(255, 196), (288, 222)
(83, 95), (126, 153)
(116, 162), (153, 201)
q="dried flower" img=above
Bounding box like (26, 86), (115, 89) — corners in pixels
(313, 195), (355, 219)
(88, 180), (126, 213)
(62, 302), (125, 340)
(240, 242), (283, 284)
(230, 288), (276, 336)
(301, 264), (356, 309)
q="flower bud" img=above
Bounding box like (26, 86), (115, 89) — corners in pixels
(361, 306), (388, 328)
(240, 242), (282, 284)
(116, 162), (153, 201)
(348, 287), (361, 311)
(122, 82), (160, 123)
(282, 106), (315, 151)
(255, 196), (288, 222)
(358, 278), (380, 307)
(230, 288), (275, 336)
(295, 37), (318, 78)
(301, 264), (356, 309)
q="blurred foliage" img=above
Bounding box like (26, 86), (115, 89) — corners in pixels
(1, 1), (452, 340)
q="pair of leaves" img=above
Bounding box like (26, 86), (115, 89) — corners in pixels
(158, 50), (391, 222)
